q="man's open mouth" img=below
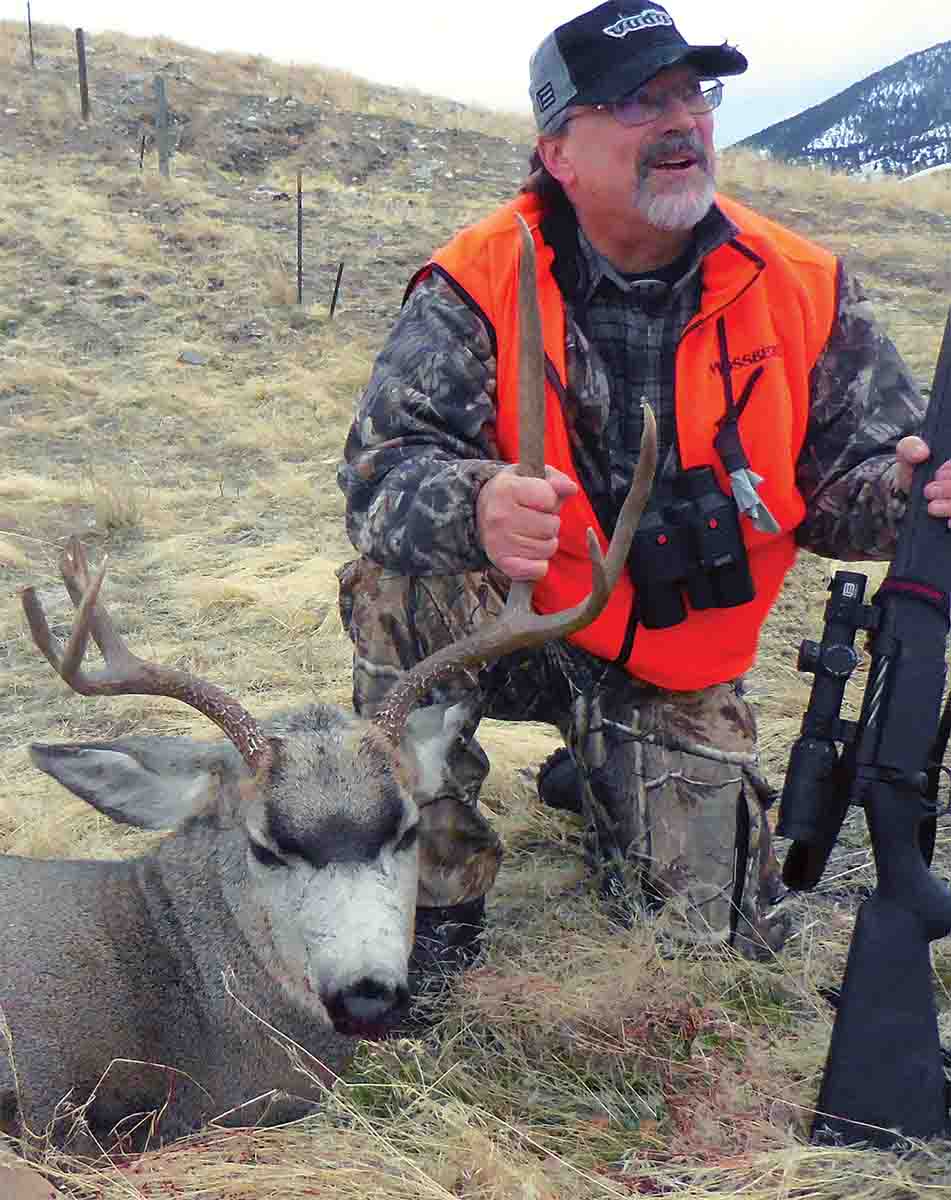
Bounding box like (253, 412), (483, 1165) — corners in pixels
(652, 157), (698, 171)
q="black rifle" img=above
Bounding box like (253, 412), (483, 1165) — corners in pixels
(777, 309), (951, 1147)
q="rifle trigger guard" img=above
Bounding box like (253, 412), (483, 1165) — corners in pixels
(932, 764), (951, 819)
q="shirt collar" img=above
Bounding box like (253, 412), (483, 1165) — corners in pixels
(576, 203), (738, 305)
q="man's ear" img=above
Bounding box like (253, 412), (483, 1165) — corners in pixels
(536, 133), (575, 190)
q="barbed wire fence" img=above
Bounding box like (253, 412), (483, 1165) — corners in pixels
(17, 10), (348, 315)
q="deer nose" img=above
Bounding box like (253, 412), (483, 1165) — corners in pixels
(325, 978), (410, 1037)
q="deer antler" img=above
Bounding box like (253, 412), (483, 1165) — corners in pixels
(373, 213), (658, 744)
(21, 536), (273, 774)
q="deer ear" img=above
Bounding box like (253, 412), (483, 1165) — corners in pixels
(28, 737), (245, 830)
(399, 701), (473, 803)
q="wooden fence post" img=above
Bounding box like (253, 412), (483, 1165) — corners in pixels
(329, 262), (344, 319)
(75, 28), (90, 120)
(27, 2), (35, 68)
(297, 170), (303, 304)
(154, 76), (170, 178)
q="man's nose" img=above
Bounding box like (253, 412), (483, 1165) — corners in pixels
(657, 93), (698, 131)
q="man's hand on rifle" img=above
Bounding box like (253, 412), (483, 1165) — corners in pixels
(896, 436), (951, 526)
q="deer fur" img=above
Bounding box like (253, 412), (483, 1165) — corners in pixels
(0, 701), (470, 1154)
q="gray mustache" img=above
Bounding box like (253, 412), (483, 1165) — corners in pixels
(641, 135), (709, 171)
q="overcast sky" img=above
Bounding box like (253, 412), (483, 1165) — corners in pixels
(6, 2), (949, 146)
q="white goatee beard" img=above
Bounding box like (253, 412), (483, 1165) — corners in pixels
(637, 173), (716, 231)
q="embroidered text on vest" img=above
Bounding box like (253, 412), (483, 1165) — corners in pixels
(710, 344), (782, 376)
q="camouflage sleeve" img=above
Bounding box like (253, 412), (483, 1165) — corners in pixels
(794, 266), (926, 560)
(337, 271), (507, 575)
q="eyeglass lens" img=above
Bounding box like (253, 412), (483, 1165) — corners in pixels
(613, 80), (722, 126)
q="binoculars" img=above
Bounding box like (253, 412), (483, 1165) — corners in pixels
(628, 466), (755, 629)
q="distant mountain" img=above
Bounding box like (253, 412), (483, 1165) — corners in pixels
(739, 42), (951, 179)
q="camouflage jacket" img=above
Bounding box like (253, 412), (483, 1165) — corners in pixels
(338, 197), (926, 577)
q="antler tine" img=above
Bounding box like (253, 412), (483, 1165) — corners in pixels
(22, 537), (143, 689)
(57, 536), (139, 672)
(21, 535), (273, 774)
(22, 549), (107, 686)
(372, 216), (658, 744)
(571, 402), (657, 619)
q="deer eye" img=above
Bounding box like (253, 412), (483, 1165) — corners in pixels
(395, 824), (418, 853)
(248, 838), (287, 869)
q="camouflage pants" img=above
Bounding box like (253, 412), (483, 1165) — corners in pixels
(337, 557), (787, 958)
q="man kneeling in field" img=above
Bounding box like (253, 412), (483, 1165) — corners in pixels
(336, 3), (941, 984)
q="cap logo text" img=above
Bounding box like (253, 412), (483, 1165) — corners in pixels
(603, 9), (674, 38)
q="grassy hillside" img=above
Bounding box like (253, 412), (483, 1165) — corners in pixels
(2, 19), (951, 1198)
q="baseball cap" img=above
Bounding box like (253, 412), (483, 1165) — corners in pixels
(530, 3), (747, 133)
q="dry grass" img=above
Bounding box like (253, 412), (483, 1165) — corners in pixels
(2, 19), (951, 1200)
(719, 148), (951, 217)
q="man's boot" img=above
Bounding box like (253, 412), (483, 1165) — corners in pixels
(536, 746), (583, 815)
(392, 896), (486, 1034)
(410, 896), (487, 988)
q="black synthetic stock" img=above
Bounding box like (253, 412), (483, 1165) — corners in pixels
(786, 310), (951, 1146)
(816, 890), (947, 1146)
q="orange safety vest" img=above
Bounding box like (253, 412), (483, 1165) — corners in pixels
(419, 192), (838, 691)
